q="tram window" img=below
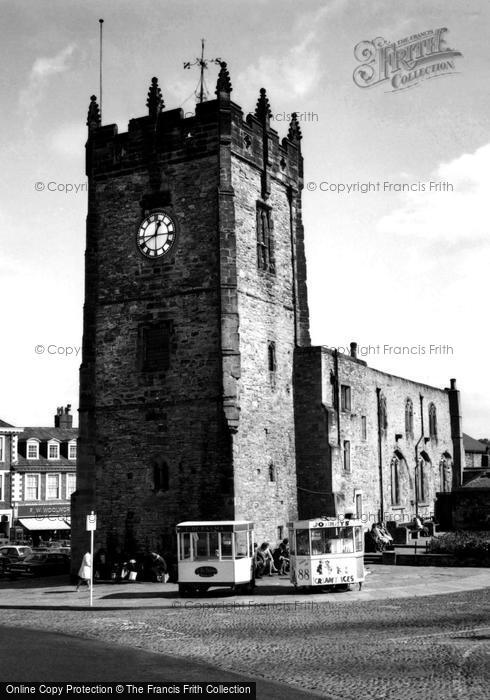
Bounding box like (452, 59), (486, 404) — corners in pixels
(324, 527), (342, 554)
(289, 531), (295, 555)
(354, 527), (363, 552)
(180, 533), (191, 560)
(311, 529), (326, 555)
(195, 533), (208, 560)
(340, 527), (354, 553)
(235, 531), (248, 558)
(209, 531), (219, 559)
(296, 529), (310, 555)
(193, 532), (219, 560)
(221, 534), (233, 558)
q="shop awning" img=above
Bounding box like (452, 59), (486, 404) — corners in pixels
(18, 517), (71, 531)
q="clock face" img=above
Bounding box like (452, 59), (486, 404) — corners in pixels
(137, 211), (176, 258)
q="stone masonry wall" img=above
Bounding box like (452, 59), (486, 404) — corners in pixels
(295, 347), (456, 526)
(231, 160), (298, 545)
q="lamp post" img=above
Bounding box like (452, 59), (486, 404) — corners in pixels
(11, 501), (18, 542)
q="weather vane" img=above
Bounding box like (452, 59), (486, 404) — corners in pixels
(184, 39), (223, 103)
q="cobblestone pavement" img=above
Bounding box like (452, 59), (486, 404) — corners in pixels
(0, 569), (489, 699)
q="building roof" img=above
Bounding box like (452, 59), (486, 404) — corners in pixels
(0, 418), (15, 428)
(463, 433), (488, 454)
(19, 427), (78, 442)
(462, 471), (490, 489)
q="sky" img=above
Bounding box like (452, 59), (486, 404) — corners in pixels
(0, 0), (489, 437)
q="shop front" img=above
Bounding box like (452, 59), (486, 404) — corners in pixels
(15, 505), (71, 546)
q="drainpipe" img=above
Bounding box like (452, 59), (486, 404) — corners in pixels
(414, 394), (425, 518)
(287, 186), (298, 347)
(376, 388), (384, 522)
(333, 349), (341, 447)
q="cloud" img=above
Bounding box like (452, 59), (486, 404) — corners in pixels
(378, 143), (490, 251)
(236, 3), (340, 107)
(19, 44), (77, 129)
(51, 122), (86, 160)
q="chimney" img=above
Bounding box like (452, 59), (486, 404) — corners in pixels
(350, 342), (358, 359)
(54, 404), (73, 429)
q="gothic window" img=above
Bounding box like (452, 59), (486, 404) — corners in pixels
(139, 321), (172, 372)
(256, 202), (275, 274)
(391, 455), (401, 505)
(417, 453), (430, 503)
(428, 403), (437, 441)
(343, 440), (351, 472)
(153, 459), (169, 492)
(439, 454), (452, 492)
(341, 385), (352, 412)
(405, 398), (414, 439)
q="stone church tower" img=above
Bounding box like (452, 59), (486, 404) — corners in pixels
(71, 65), (310, 564)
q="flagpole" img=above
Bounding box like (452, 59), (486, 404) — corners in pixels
(99, 19), (104, 121)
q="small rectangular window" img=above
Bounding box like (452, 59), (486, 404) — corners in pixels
(0, 437), (4, 462)
(48, 443), (59, 460)
(140, 321), (172, 372)
(47, 474), (60, 500)
(343, 440), (351, 472)
(69, 443), (77, 460)
(268, 341), (276, 389)
(27, 443), (39, 459)
(361, 416), (367, 440)
(66, 473), (76, 498)
(341, 385), (351, 412)
(25, 474), (40, 501)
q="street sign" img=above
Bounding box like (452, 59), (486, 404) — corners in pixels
(86, 512), (97, 531)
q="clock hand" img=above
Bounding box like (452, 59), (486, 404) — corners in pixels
(144, 221), (163, 242)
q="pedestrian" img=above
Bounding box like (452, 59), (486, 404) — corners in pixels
(76, 551), (92, 591)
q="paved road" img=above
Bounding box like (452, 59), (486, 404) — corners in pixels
(0, 626), (315, 699)
(0, 568), (489, 699)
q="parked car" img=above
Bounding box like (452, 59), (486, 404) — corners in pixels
(0, 552), (11, 575)
(9, 552), (70, 578)
(0, 545), (32, 561)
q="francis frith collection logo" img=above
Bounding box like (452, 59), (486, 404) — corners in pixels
(353, 28), (462, 91)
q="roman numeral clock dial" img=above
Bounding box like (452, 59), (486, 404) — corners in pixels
(137, 211), (177, 258)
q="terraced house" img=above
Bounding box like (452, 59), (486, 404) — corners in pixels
(0, 407), (77, 544)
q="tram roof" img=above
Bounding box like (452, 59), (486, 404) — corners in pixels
(176, 520), (254, 531)
(287, 517), (364, 529)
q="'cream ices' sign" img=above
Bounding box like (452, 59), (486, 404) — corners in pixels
(353, 28), (462, 91)
(293, 558), (357, 586)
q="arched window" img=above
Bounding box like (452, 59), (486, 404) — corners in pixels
(439, 453), (452, 492)
(390, 455), (401, 505)
(405, 399), (414, 439)
(417, 452), (431, 503)
(153, 459), (169, 492)
(391, 450), (407, 506)
(428, 403), (437, 440)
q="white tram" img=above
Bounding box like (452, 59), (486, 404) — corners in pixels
(176, 521), (255, 596)
(288, 517), (365, 591)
